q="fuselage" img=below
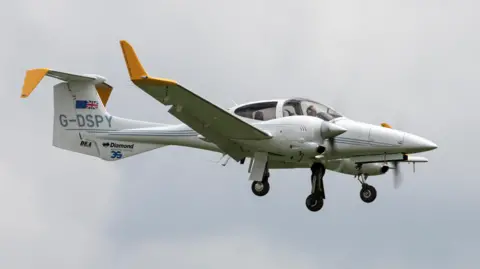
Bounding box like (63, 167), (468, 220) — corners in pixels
(94, 114), (436, 177)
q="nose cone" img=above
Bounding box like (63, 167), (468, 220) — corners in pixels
(403, 133), (438, 153)
(321, 121), (347, 138)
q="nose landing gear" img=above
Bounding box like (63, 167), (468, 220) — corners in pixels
(355, 173), (377, 203)
(305, 163), (326, 212)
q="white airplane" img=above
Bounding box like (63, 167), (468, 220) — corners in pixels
(20, 40), (437, 212)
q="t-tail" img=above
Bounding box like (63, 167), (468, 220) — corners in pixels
(21, 68), (167, 161)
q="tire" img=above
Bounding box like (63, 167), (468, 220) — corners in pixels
(305, 193), (324, 212)
(360, 184), (377, 203)
(251, 181), (270, 196)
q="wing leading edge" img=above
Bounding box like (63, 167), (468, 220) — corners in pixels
(119, 40), (271, 160)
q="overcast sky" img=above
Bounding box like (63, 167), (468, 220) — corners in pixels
(1, 0), (479, 268)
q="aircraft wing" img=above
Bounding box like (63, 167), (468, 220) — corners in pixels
(119, 40), (272, 160)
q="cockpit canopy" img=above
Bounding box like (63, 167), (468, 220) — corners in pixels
(232, 98), (343, 121)
(283, 98), (343, 121)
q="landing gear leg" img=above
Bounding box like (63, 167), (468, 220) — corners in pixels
(251, 164), (270, 196)
(356, 173), (377, 203)
(305, 163), (326, 212)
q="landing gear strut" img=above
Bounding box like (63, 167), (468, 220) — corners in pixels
(251, 168), (270, 196)
(305, 163), (326, 212)
(356, 173), (377, 203)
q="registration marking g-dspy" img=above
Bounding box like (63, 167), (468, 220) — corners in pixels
(59, 114), (113, 128)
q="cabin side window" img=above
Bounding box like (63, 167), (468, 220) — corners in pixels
(234, 101), (278, 121)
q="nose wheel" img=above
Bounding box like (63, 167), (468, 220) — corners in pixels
(360, 184), (377, 203)
(306, 163), (326, 212)
(356, 172), (377, 203)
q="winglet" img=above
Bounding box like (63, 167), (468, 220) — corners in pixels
(21, 68), (49, 98)
(119, 40), (178, 85)
(119, 40), (148, 80)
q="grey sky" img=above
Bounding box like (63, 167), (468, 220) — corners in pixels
(1, 0), (479, 268)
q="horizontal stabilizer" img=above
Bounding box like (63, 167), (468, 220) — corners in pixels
(21, 68), (114, 106)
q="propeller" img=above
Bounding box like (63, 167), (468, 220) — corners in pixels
(381, 122), (405, 189)
(391, 161), (403, 189)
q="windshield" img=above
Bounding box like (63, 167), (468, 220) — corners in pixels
(282, 98), (343, 121)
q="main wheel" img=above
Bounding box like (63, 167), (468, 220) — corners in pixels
(305, 193), (324, 212)
(251, 181), (270, 196)
(360, 184), (377, 203)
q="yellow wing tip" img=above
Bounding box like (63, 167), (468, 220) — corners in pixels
(119, 40), (179, 86)
(381, 123), (392, 128)
(119, 40), (148, 80)
(21, 68), (49, 98)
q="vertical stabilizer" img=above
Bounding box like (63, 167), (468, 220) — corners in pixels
(22, 68), (167, 160)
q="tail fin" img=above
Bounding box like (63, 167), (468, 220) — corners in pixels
(21, 68), (166, 161)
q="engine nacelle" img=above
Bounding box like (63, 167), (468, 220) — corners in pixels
(297, 142), (325, 157)
(361, 163), (389, 175)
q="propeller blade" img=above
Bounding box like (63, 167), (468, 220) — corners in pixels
(328, 137), (335, 152)
(392, 161), (403, 189)
(381, 122), (406, 188)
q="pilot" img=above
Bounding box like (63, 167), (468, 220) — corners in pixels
(306, 105), (317, 116)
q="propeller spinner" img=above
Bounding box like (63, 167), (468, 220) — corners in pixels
(320, 121), (347, 153)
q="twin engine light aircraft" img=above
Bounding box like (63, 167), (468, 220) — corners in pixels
(20, 40), (438, 212)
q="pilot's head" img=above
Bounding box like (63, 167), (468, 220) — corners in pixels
(306, 105), (317, 116)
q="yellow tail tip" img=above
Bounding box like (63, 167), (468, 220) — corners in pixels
(21, 68), (49, 98)
(381, 123), (392, 128)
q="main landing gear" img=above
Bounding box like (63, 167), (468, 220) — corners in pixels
(305, 163), (326, 212)
(249, 162), (327, 212)
(251, 169), (270, 196)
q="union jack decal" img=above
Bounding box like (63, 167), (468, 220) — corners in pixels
(76, 100), (98, 109)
